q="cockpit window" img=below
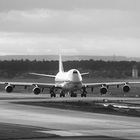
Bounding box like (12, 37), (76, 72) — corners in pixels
(73, 70), (78, 74)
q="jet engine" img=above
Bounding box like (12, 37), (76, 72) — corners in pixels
(123, 85), (130, 93)
(100, 86), (108, 95)
(5, 85), (13, 93)
(33, 86), (41, 95)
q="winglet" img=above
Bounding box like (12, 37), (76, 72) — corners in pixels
(59, 54), (64, 72)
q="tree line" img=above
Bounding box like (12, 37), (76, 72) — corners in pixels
(0, 59), (139, 78)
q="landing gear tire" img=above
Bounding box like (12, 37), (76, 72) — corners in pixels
(81, 93), (87, 97)
(82, 87), (87, 97)
(51, 93), (56, 97)
(60, 91), (65, 97)
(74, 93), (77, 97)
(50, 87), (56, 98)
(60, 93), (65, 97)
(70, 92), (77, 97)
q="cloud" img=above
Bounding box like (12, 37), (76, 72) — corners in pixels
(0, 6), (139, 56)
(0, 32), (140, 56)
(0, 8), (139, 37)
(0, 32), (79, 55)
(0, 0), (140, 11)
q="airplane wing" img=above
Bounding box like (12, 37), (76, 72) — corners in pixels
(83, 82), (127, 88)
(83, 81), (140, 88)
(32, 82), (56, 88)
(0, 81), (59, 94)
(86, 81), (140, 87)
(1, 82), (56, 88)
(82, 81), (140, 94)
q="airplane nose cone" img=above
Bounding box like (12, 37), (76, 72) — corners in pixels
(70, 70), (82, 82)
(67, 69), (82, 82)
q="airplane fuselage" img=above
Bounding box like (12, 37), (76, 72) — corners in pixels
(55, 69), (83, 91)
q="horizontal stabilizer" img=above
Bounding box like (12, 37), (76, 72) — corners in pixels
(29, 73), (56, 78)
(81, 72), (89, 76)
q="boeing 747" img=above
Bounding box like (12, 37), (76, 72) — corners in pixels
(1, 55), (140, 97)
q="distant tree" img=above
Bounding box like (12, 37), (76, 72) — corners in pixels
(0, 59), (139, 78)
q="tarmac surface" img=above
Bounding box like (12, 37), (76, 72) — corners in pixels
(0, 93), (140, 140)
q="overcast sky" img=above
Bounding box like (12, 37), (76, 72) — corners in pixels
(0, 0), (140, 56)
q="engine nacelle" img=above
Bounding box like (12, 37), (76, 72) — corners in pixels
(33, 87), (41, 95)
(100, 86), (108, 95)
(123, 85), (130, 93)
(5, 85), (13, 93)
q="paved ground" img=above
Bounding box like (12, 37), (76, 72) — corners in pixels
(0, 93), (140, 140)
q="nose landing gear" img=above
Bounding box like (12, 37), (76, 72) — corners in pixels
(81, 93), (87, 97)
(60, 91), (65, 97)
(70, 91), (77, 97)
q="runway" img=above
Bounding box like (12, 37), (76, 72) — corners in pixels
(0, 93), (140, 140)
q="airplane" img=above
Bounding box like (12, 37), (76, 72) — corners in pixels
(1, 55), (140, 97)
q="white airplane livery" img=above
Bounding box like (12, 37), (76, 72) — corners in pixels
(1, 55), (140, 97)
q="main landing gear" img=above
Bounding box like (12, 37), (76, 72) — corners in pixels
(50, 87), (87, 98)
(50, 87), (56, 97)
(81, 87), (87, 97)
(50, 92), (56, 97)
(50, 87), (66, 98)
